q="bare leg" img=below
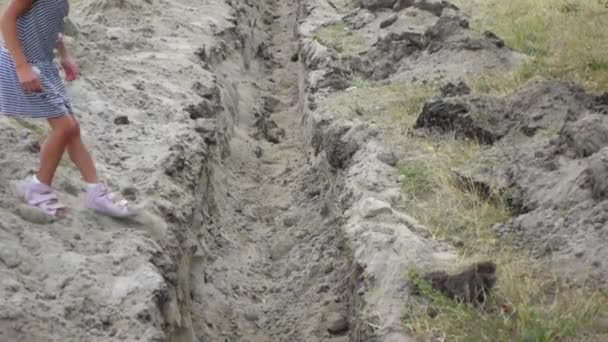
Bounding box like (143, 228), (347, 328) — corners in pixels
(38, 115), (78, 185)
(65, 116), (97, 184)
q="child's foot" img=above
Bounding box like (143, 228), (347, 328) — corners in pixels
(16, 177), (66, 219)
(87, 184), (137, 218)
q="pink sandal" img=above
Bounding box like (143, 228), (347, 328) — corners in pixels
(87, 184), (137, 218)
(16, 177), (66, 219)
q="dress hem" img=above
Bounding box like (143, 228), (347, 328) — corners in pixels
(0, 111), (71, 119)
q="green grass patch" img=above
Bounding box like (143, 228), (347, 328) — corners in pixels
(453, 0), (608, 91)
(313, 22), (370, 57)
(320, 77), (608, 341)
(321, 80), (437, 127)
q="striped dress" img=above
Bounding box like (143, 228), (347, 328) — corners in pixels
(0, 0), (72, 118)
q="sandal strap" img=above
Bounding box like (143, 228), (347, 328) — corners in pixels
(42, 201), (65, 211)
(29, 192), (59, 206)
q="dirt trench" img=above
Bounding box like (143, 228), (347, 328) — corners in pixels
(178, 1), (356, 341)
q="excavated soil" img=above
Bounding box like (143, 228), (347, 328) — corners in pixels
(1, 0), (607, 341)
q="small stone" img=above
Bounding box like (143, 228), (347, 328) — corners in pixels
(254, 146), (263, 158)
(380, 15), (398, 29)
(393, 0), (415, 11)
(244, 312), (259, 322)
(283, 214), (298, 227)
(414, 0), (444, 16)
(359, 198), (392, 219)
(114, 116), (130, 125)
(26, 141), (41, 153)
(121, 187), (138, 201)
(377, 151), (398, 166)
(317, 284), (330, 293)
(326, 312), (348, 334)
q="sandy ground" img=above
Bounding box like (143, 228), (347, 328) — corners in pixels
(1, 0), (606, 341)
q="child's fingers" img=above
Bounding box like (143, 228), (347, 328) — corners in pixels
(23, 79), (42, 93)
(32, 79), (42, 92)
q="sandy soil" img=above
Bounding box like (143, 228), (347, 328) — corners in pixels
(1, 0), (606, 341)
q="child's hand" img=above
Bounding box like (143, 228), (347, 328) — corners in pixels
(16, 64), (42, 93)
(60, 56), (79, 82)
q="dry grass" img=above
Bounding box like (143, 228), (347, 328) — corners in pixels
(320, 80), (437, 127)
(407, 251), (608, 342)
(321, 80), (608, 341)
(313, 22), (370, 57)
(454, 0), (608, 91)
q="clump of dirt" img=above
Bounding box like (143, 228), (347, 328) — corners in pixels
(340, 2), (526, 82)
(413, 261), (497, 305)
(418, 79), (608, 283)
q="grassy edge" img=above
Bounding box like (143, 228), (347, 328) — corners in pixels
(319, 77), (608, 340)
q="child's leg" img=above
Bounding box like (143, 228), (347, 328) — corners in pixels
(64, 115), (136, 218)
(64, 116), (97, 184)
(38, 115), (79, 185)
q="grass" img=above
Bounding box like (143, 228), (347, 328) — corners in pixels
(320, 80), (437, 127)
(453, 0), (608, 91)
(407, 254), (608, 342)
(320, 79), (608, 341)
(313, 22), (370, 57)
(402, 147), (608, 342)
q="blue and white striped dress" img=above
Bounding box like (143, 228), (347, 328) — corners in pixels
(0, 0), (72, 118)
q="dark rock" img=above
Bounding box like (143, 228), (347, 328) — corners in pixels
(586, 147), (608, 200)
(483, 31), (505, 48)
(393, 0), (415, 11)
(415, 261), (497, 304)
(440, 81), (471, 97)
(360, 0), (396, 10)
(254, 115), (285, 144)
(192, 81), (221, 101)
(254, 146), (263, 158)
(414, 0), (444, 17)
(325, 125), (360, 169)
(326, 312), (348, 334)
(256, 42), (273, 61)
(121, 187), (138, 201)
(114, 116), (130, 125)
(415, 96), (512, 144)
(374, 31), (424, 62)
(315, 67), (351, 92)
(380, 14), (398, 29)
(558, 114), (608, 158)
(185, 99), (223, 120)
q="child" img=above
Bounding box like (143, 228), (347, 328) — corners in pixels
(0, 0), (136, 219)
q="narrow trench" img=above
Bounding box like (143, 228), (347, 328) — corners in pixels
(181, 0), (356, 341)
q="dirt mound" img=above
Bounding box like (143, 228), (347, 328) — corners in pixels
(342, 3), (526, 82)
(418, 79), (608, 282)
